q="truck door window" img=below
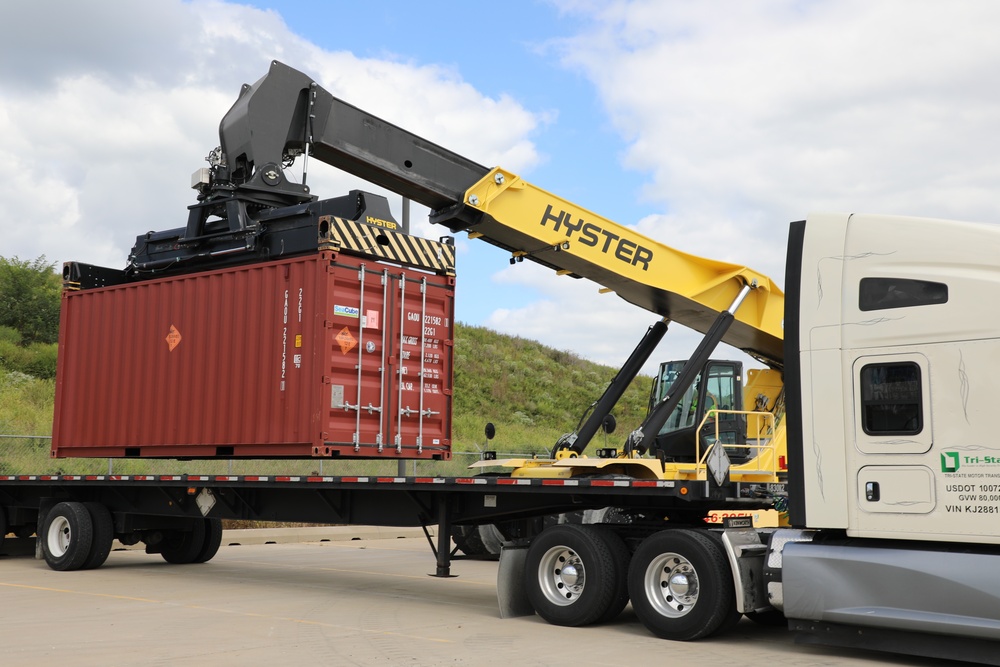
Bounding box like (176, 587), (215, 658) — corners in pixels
(859, 362), (923, 435)
(859, 277), (948, 312)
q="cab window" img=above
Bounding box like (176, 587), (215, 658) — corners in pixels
(859, 277), (947, 312)
(859, 362), (922, 435)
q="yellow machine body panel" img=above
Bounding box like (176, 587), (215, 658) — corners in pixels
(464, 168), (785, 365)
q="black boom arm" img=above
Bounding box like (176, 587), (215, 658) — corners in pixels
(213, 60), (490, 213)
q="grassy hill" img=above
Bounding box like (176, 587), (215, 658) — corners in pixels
(0, 323), (653, 472)
(452, 323), (652, 454)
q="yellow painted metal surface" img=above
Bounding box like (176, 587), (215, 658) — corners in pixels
(463, 167), (785, 364)
(469, 411), (786, 485)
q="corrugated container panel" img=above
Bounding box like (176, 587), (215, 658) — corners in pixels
(52, 251), (454, 460)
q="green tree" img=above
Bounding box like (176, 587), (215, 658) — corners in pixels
(0, 256), (61, 344)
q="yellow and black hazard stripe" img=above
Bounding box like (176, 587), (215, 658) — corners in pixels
(318, 215), (456, 275)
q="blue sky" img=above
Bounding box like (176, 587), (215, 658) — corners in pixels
(244, 1), (653, 327)
(4, 1), (1000, 372)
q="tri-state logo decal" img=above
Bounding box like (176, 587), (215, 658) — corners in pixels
(941, 451), (960, 473)
(941, 450), (1000, 473)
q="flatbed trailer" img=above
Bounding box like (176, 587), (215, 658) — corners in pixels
(0, 471), (775, 576)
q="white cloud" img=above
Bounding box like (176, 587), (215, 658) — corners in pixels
(484, 260), (745, 375)
(286, 51), (546, 240)
(476, 0), (1000, 373)
(9, 0), (999, 380)
(0, 0), (543, 272)
(309, 55), (542, 170)
(549, 0), (1000, 289)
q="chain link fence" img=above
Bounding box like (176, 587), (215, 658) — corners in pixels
(0, 435), (547, 477)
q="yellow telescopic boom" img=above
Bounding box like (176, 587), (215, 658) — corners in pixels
(455, 167), (784, 365)
(213, 61), (785, 366)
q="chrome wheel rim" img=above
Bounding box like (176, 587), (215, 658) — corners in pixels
(644, 551), (699, 618)
(537, 545), (585, 606)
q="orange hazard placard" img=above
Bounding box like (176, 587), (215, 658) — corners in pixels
(335, 327), (357, 354)
(165, 324), (182, 352)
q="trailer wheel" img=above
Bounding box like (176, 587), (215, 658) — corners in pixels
(592, 527), (631, 624)
(703, 530), (744, 634)
(192, 518), (223, 563)
(81, 502), (114, 570)
(452, 524), (503, 559)
(525, 524), (626, 627)
(627, 529), (737, 641)
(160, 519), (207, 564)
(41, 501), (94, 571)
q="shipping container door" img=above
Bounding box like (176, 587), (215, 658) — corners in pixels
(387, 269), (453, 458)
(323, 261), (393, 454)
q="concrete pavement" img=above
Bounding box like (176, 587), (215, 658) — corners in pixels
(0, 530), (948, 667)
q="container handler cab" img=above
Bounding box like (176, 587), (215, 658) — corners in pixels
(13, 60), (1000, 665)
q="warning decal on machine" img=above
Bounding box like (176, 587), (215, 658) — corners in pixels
(165, 324), (182, 352)
(336, 327), (357, 354)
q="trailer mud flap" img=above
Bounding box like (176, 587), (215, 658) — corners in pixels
(497, 544), (534, 618)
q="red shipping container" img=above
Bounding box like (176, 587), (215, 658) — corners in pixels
(52, 251), (454, 460)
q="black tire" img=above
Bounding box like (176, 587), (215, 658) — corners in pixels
(452, 524), (503, 559)
(627, 529), (738, 641)
(40, 501), (94, 571)
(81, 502), (114, 570)
(704, 530), (743, 634)
(192, 518), (223, 563)
(592, 527), (631, 624)
(717, 601), (745, 635)
(160, 519), (207, 564)
(452, 524), (485, 556)
(524, 524), (625, 627)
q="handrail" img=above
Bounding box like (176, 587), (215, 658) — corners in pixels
(692, 409), (778, 477)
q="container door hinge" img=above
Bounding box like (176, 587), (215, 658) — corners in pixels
(400, 407), (439, 418)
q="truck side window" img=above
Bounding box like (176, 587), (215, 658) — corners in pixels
(859, 362), (922, 435)
(859, 277), (947, 312)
